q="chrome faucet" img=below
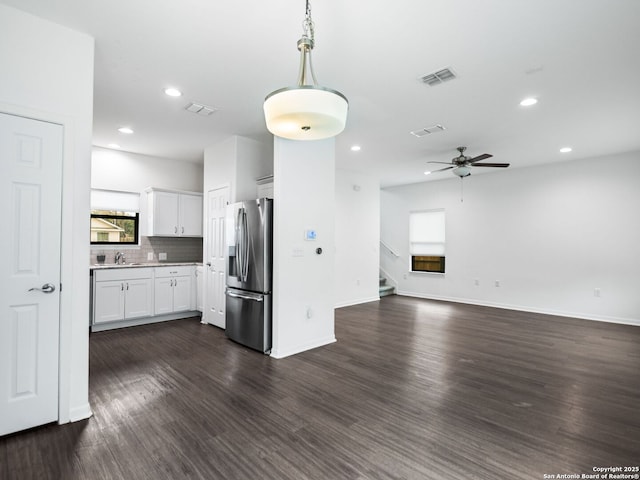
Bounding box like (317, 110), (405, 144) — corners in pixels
(114, 251), (125, 264)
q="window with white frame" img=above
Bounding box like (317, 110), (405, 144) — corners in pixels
(409, 209), (445, 273)
(90, 189), (140, 245)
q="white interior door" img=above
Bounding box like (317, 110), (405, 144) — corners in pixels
(0, 112), (63, 436)
(204, 186), (229, 328)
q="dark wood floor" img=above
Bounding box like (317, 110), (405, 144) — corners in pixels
(2, 296), (639, 479)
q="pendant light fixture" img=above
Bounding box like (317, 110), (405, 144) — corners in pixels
(263, 0), (348, 140)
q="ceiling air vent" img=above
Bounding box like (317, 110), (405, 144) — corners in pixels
(185, 102), (218, 116)
(419, 68), (456, 86)
(410, 124), (446, 138)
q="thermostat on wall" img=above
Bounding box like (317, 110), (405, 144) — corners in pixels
(305, 229), (317, 241)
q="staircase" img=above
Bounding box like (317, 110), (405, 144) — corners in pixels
(379, 275), (395, 297)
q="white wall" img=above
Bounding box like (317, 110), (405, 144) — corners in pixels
(334, 170), (381, 307)
(381, 151), (640, 325)
(204, 136), (237, 195)
(0, 5), (94, 422)
(203, 135), (273, 202)
(92, 147), (203, 193)
(236, 137), (273, 201)
(271, 138), (336, 358)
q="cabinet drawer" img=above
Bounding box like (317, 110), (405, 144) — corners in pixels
(94, 267), (153, 282)
(154, 265), (194, 278)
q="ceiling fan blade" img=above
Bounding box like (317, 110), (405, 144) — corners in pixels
(427, 161), (454, 165)
(427, 166), (455, 173)
(469, 153), (493, 163)
(472, 162), (510, 168)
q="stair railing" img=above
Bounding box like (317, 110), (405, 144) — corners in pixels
(380, 240), (399, 258)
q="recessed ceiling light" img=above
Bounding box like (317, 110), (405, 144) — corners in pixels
(520, 97), (538, 107)
(560, 147), (572, 153)
(164, 87), (182, 97)
(118, 127), (134, 134)
(424, 171), (432, 176)
(350, 145), (361, 152)
(107, 143), (121, 149)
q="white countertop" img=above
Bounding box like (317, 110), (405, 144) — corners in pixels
(90, 262), (202, 271)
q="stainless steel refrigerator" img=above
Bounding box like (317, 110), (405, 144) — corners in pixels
(225, 198), (273, 353)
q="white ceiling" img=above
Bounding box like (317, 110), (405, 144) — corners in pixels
(3, 0), (640, 187)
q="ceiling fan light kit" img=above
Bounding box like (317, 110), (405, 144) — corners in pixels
(427, 146), (510, 177)
(263, 0), (348, 141)
(453, 166), (471, 177)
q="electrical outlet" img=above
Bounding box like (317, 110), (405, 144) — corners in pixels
(594, 288), (601, 297)
(147, 252), (154, 261)
(494, 280), (501, 287)
(474, 279), (480, 286)
(159, 252), (167, 260)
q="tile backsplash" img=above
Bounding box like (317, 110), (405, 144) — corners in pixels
(91, 236), (203, 265)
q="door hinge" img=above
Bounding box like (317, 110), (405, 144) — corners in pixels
(59, 283), (62, 292)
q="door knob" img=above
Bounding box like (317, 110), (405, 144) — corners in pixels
(29, 283), (56, 293)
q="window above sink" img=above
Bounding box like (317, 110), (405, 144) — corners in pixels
(91, 211), (139, 245)
(90, 189), (140, 246)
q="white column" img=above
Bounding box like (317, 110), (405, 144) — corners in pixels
(271, 137), (336, 358)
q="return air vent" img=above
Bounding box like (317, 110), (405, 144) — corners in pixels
(185, 102), (218, 116)
(419, 68), (456, 86)
(410, 124), (446, 138)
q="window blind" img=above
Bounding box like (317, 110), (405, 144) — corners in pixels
(90, 189), (140, 212)
(409, 210), (445, 256)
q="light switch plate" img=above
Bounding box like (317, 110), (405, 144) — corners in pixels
(159, 252), (167, 260)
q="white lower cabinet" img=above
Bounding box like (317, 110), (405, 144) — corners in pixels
(126, 278), (155, 318)
(153, 266), (194, 315)
(195, 266), (204, 312)
(93, 268), (153, 324)
(91, 264), (198, 331)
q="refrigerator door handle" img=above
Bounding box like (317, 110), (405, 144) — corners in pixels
(226, 289), (264, 302)
(241, 208), (250, 282)
(234, 208), (243, 279)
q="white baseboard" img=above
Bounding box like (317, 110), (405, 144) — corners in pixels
(91, 311), (201, 332)
(397, 290), (640, 327)
(270, 335), (336, 359)
(335, 296), (380, 309)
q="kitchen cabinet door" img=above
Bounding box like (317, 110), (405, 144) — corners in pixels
(179, 194), (203, 236)
(172, 275), (193, 312)
(154, 277), (174, 315)
(94, 280), (125, 324)
(151, 191), (180, 236)
(124, 278), (153, 319)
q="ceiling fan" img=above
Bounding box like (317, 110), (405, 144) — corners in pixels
(427, 146), (510, 177)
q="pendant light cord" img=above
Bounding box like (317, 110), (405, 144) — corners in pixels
(303, 0), (315, 44)
(297, 0), (318, 86)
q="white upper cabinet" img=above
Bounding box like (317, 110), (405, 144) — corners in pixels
(179, 193), (203, 236)
(145, 188), (203, 237)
